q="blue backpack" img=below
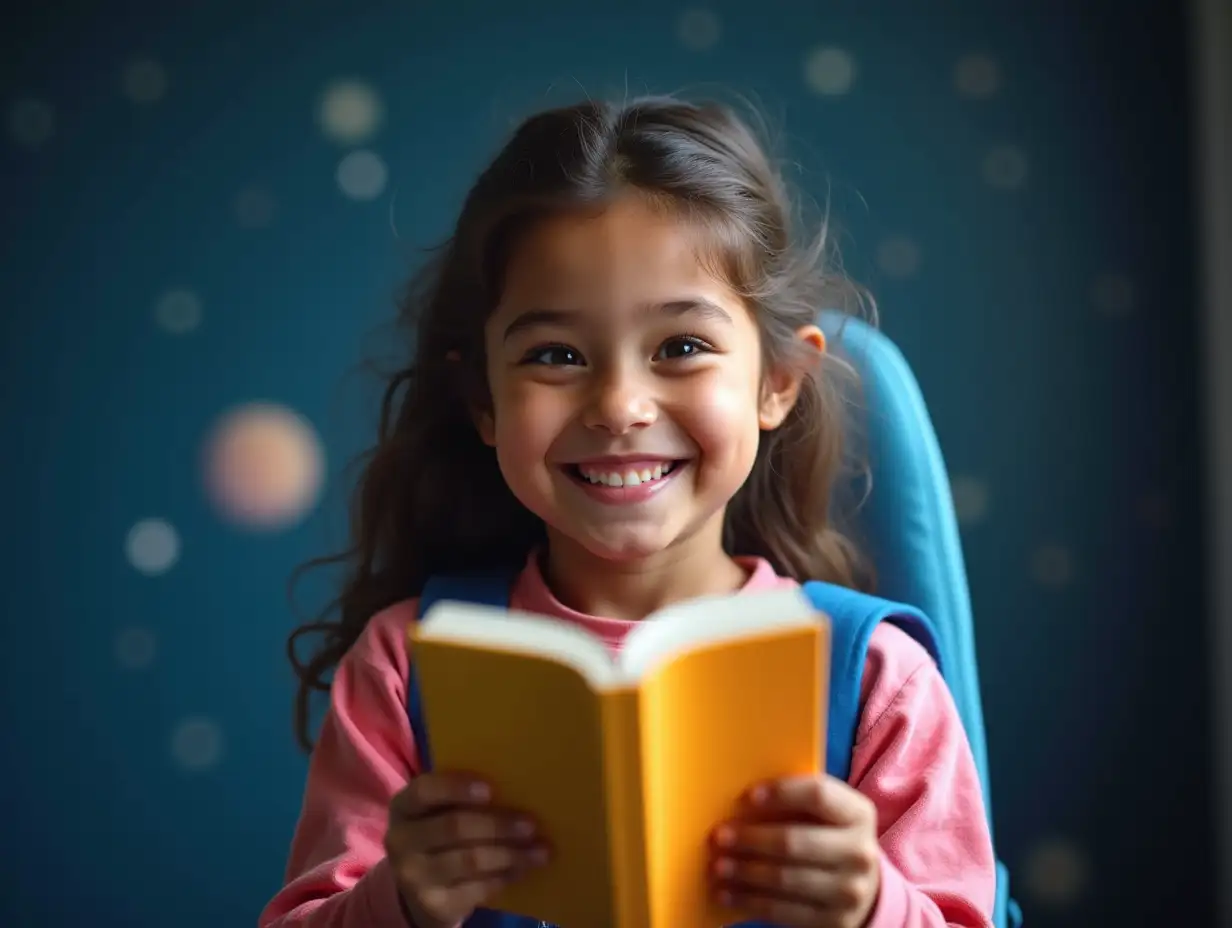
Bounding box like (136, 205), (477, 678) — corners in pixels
(406, 312), (1021, 928)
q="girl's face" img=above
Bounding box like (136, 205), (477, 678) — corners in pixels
(480, 195), (815, 564)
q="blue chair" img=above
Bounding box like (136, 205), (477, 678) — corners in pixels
(820, 310), (1021, 927)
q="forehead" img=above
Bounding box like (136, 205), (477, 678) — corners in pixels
(497, 196), (738, 311)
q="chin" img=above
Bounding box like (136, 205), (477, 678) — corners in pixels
(566, 526), (675, 564)
(588, 536), (669, 563)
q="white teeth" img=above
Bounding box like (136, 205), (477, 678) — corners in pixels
(577, 462), (674, 486)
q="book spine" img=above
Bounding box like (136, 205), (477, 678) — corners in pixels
(599, 688), (651, 928)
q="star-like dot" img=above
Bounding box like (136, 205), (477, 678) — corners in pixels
(804, 47), (856, 97)
(677, 9), (721, 50)
(125, 519), (180, 576)
(170, 716), (225, 772)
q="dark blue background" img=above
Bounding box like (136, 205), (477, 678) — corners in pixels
(1, 2), (1210, 925)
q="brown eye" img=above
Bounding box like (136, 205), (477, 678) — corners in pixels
(655, 336), (712, 361)
(521, 344), (584, 366)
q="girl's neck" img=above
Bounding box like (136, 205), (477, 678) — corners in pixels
(541, 523), (748, 620)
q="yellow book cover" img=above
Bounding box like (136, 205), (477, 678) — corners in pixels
(409, 586), (829, 928)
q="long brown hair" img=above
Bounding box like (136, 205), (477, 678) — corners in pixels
(289, 96), (873, 751)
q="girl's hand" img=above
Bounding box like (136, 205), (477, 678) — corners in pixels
(384, 773), (550, 928)
(710, 774), (881, 928)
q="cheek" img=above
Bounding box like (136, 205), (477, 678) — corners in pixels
(490, 381), (571, 470)
(674, 371), (764, 462)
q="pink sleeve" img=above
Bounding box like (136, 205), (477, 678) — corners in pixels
(259, 602), (420, 928)
(852, 625), (997, 928)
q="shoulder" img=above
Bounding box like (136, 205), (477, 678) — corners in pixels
(857, 622), (943, 740)
(340, 597), (420, 691)
(309, 598), (424, 776)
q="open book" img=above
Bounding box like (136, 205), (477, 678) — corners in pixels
(409, 587), (829, 928)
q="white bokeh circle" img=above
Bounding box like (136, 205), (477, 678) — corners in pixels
(233, 186), (277, 228)
(318, 79), (384, 145)
(114, 626), (157, 670)
(950, 476), (990, 526)
(125, 519), (180, 576)
(982, 145), (1030, 189)
(678, 9), (721, 50)
(876, 236), (922, 279)
(804, 47), (856, 96)
(954, 53), (1002, 99)
(1023, 838), (1090, 908)
(122, 59), (169, 104)
(8, 98), (55, 149)
(154, 288), (202, 334)
(1030, 544), (1075, 588)
(336, 150), (389, 201)
(170, 716), (225, 771)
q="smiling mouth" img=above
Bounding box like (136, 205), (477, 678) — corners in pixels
(562, 460), (686, 488)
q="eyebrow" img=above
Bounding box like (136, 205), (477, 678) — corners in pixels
(501, 298), (734, 342)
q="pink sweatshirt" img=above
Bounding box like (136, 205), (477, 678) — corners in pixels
(260, 557), (995, 928)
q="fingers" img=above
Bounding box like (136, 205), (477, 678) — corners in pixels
(712, 822), (876, 870)
(387, 809), (550, 928)
(390, 773), (493, 819)
(394, 840), (549, 888)
(386, 777), (551, 927)
(713, 888), (834, 928)
(712, 853), (878, 910)
(409, 877), (509, 928)
(712, 777), (881, 928)
(408, 808), (537, 852)
(742, 775), (875, 827)
(386, 812), (544, 870)
(434, 843), (549, 883)
(715, 855), (848, 897)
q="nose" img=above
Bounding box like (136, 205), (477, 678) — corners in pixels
(582, 364), (658, 434)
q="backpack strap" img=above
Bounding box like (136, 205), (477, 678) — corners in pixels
(408, 570), (516, 773)
(803, 582), (1022, 928)
(801, 581), (942, 781)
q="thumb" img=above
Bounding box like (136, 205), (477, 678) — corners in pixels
(742, 774), (874, 826)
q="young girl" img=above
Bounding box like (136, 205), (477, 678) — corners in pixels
(261, 97), (995, 928)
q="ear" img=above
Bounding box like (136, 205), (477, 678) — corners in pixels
(475, 409), (497, 446)
(759, 325), (826, 430)
(448, 349), (498, 446)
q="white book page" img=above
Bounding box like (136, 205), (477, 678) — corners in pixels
(417, 588), (822, 690)
(416, 601), (620, 688)
(617, 587), (821, 684)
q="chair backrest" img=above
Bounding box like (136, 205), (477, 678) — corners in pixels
(819, 310), (995, 825)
